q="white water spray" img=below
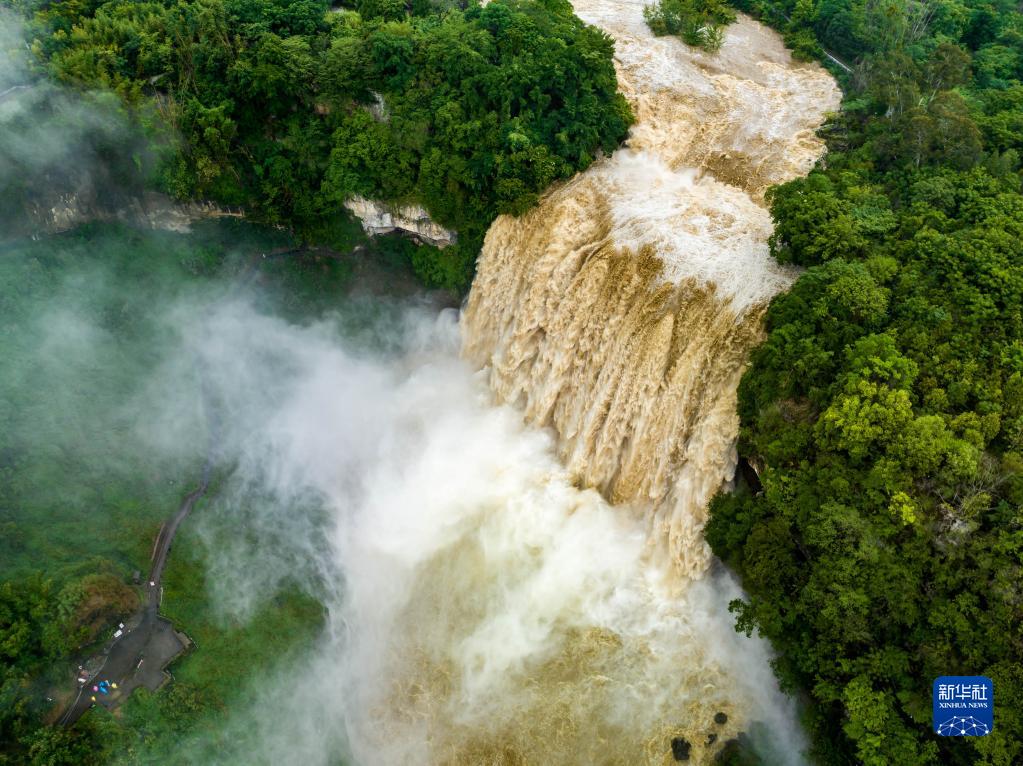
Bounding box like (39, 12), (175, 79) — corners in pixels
(184, 304), (807, 765)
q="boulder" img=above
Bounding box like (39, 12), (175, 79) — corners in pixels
(670, 737), (691, 761)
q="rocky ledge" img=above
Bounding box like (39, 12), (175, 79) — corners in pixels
(344, 196), (456, 248)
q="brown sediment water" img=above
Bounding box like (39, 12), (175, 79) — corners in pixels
(341, 5), (839, 764)
(464, 3), (840, 578)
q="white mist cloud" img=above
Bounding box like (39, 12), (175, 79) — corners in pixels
(160, 296), (809, 766)
(0, 10), (151, 239)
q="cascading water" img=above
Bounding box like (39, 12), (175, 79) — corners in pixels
(464, 1), (840, 578)
(200, 6), (840, 765)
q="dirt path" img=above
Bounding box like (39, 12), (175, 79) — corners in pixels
(55, 252), (256, 727)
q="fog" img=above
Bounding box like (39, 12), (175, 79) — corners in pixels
(0, 10), (157, 240)
(141, 297), (806, 765)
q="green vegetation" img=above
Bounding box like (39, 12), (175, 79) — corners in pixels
(707, 1), (1023, 764)
(82, 518), (326, 765)
(644, 0), (736, 51)
(29, 0), (632, 291)
(2, 577), (108, 766)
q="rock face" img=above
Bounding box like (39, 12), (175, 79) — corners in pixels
(37, 191), (241, 234)
(671, 737), (692, 761)
(8, 187), (244, 243)
(343, 196), (456, 248)
(366, 91), (389, 123)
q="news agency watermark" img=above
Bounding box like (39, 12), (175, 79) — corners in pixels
(933, 676), (993, 736)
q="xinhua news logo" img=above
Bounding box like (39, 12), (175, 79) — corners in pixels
(933, 676), (993, 736)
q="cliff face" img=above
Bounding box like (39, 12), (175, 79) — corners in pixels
(22, 190), (242, 237)
(3, 176), (244, 243)
(15, 183), (455, 249)
(343, 196), (457, 248)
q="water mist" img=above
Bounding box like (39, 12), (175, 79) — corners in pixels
(176, 303), (806, 765)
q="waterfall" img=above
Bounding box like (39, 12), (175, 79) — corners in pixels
(463, 2), (839, 579)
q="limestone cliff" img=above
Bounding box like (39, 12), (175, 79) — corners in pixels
(343, 196), (456, 248)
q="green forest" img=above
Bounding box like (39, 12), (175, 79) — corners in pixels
(27, 0), (632, 291)
(706, 0), (1023, 765)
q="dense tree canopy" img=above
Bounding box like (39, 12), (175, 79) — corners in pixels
(1, 573), (129, 766)
(708, 1), (1023, 764)
(31, 0), (632, 290)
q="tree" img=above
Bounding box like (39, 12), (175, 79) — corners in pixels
(41, 0), (633, 292)
(643, 0), (737, 51)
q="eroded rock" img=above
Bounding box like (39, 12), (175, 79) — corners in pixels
(344, 195), (456, 248)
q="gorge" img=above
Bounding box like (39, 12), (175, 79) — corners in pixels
(8, 0), (1023, 757)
